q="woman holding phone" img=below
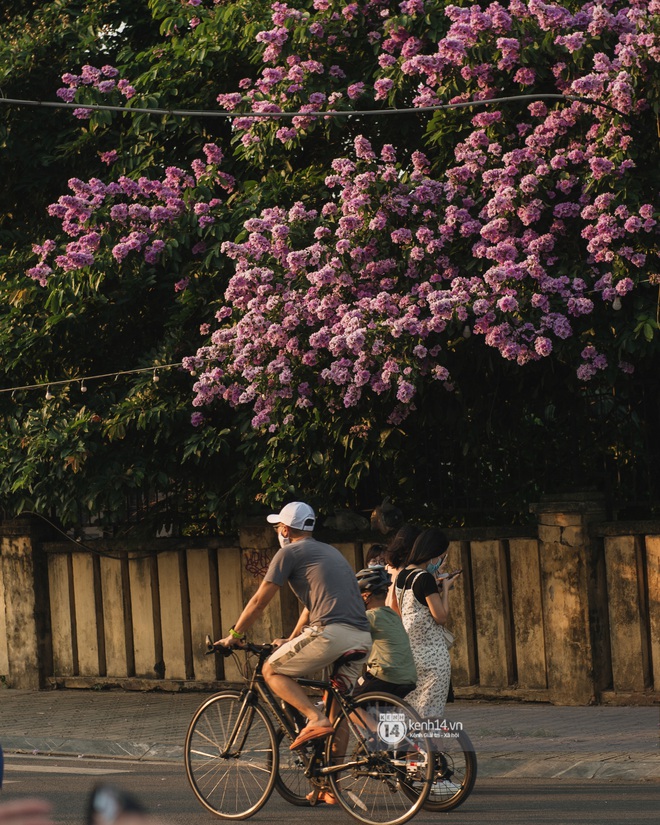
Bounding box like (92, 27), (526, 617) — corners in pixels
(395, 527), (461, 721)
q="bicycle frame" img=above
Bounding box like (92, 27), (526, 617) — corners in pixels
(225, 644), (373, 778)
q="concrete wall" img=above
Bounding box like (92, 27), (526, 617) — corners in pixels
(1, 498), (659, 704)
(0, 519), (52, 689)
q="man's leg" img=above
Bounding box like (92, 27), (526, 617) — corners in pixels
(264, 627), (336, 730)
(262, 662), (330, 727)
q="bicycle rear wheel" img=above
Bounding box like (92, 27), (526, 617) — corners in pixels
(422, 728), (477, 812)
(274, 728), (312, 806)
(185, 690), (277, 819)
(325, 692), (433, 825)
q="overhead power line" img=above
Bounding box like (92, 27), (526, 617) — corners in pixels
(0, 92), (625, 119)
(0, 361), (186, 396)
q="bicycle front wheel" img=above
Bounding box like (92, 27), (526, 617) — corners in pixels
(185, 690), (277, 819)
(326, 692), (433, 825)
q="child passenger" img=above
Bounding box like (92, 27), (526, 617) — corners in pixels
(353, 566), (417, 699)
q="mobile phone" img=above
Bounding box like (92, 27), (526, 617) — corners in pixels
(86, 784), (146, 825)
(437, 569), (462, 579)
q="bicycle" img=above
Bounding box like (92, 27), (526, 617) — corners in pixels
(184, 637), (433, 824)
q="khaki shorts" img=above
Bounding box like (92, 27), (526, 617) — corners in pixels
(268, 623), (372, 691)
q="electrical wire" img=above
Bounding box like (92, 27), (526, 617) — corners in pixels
(0, 92), (627, 119)
(0, 361), (186, 396)
(20, 510), (177, 559)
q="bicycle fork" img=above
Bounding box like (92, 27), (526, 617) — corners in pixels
(219, 692), (257, 758)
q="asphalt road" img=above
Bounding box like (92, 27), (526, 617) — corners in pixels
(2, 753), (658, 825)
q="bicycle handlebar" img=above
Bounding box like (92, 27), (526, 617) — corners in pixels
(204, 634), (273, 658)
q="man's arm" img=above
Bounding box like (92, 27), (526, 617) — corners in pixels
(216, 579), (281, 646)
(288, 607), (310, 640)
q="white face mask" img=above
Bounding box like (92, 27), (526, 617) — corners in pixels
(278, 532), (291, 549)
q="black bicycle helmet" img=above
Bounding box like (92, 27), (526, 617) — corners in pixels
(356, 565), (391, 594)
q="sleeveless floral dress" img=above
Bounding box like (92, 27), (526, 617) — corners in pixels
(396, 569), (452, 720)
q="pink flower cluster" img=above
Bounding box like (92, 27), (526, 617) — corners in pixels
(222, 0), (659, 154)
(187, 142), (460, 427)
(27, 145), (233, 278)
(186, 123), (656, 428)
(217, 0), (396, 146)
(57, 64), (136, 118)
(32, 1), (660, 432)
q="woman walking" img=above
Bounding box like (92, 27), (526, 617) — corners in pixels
(395, 527), (460, 720)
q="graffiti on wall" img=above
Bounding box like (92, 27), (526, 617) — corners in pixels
(244, 549), (274, 578)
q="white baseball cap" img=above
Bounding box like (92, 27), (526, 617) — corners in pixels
(266, 502), (316, 531)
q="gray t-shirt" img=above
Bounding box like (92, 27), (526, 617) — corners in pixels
(265, 537), (369, 631)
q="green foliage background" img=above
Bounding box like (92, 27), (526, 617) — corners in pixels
(0, 0), (658, 534)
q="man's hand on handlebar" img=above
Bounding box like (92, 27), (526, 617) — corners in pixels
(204, 634), (243, 655)
(215, 634), (246, 649)
(205, 635), (273, 658)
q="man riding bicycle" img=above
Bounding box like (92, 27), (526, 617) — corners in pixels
(216, 501), (372, 750)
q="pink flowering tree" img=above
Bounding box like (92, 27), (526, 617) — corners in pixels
(181, 0), (659, 511)
(5, 0), (660, 526)
(189, 0), (658, 418)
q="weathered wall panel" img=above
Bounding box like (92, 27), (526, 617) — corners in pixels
(538, 517), (595, 705)
(336, 541), (362, 573)
(128, 556), (158, 678)
(48, 554), (75, 676)
(187, 548), (219, 682)
(158, 551), (188, 681)
(237, 524), (279, 646)
(470, 540), (514, 687)
(71, 554), (99, 677)
(509, 538), (547, 689)
(604, 536), (649, 692)
(218, 545), (245, 682)
(646, 536), (660, 691)
(1, 533), (42, 688)
(0, 556), (9, 676)
(446, 541), (477, 686)
(100, 556), (128, 677)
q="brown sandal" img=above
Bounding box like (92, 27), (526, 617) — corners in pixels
(306, 790), (337, 805)
(289, 724), (334, 750)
